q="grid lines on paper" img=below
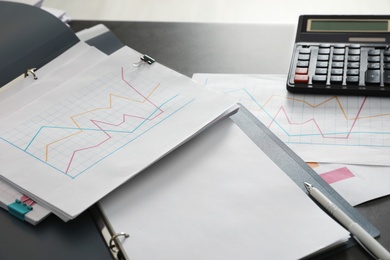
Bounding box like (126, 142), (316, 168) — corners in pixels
(0, 66), (193, 179)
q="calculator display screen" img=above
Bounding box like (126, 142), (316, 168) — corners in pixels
(307, 19), (390, 32)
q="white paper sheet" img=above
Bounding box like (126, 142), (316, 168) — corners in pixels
(193, 73), (390, 166)
(312, 163), (390, 206)
(99, 118), (349, 260)
(0, 46), (237, 220)
(0, 42), (106, 115)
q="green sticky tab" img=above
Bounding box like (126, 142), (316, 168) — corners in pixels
(7, 200), (32, 221)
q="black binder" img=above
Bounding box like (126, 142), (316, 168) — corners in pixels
(0, 2), (80, 88)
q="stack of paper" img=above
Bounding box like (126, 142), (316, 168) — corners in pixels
(0, 41), (237, 221)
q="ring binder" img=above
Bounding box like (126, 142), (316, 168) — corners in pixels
(90, 204), (130, 260)
(133, 54), (155, 67)
(109, 232), (130, 252)
(24, 68), (38, 80)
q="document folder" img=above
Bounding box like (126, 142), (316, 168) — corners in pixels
(92, 105), (379, 260)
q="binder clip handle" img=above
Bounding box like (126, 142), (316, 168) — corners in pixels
(133, 54), (155, 67)
(24, 68), (38, 80)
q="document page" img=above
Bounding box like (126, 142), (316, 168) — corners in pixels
(193, 73), (390, 166)
(99, 118), (349, 260)
(0, 46), (237, 220)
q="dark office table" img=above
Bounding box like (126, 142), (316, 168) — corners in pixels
(0, 20), (389, 260)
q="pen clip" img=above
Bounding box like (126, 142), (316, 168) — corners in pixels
(352, 235), (378, 260)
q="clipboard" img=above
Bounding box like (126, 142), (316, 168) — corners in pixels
(90, 104), (379, 260)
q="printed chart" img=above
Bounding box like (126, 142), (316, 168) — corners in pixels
(1, 67), (193, 178)
(194, 74), (390, 165)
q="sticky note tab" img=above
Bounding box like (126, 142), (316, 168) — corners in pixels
(320, 167), (355, 184)
(8, 199), (33, 221)
(307, 162), (320, 169)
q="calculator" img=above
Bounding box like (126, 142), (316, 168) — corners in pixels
(287, 15), (390, 96)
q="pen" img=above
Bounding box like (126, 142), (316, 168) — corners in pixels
(304, 182), (390, 260)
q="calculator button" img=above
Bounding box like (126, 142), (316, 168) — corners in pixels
(368, 49), (381, 56)
(365, 70), (380, 84)
(349, 44), (361, 49)
(368, 56), (381, 62)
(298, 54), (310, 60)
(316, 61), (328, 68)
(334, 44), (346, 48)
(384, 56), (390, 63)
(333, 48), (345, 55)
(318, 48), (330, 55)
(348, 56), (360, 62)
(295, 67), (308, 74)
(297, 61), (309, 67)
(384, 70), (390, 85)
(315, 68), (327, 75)
(384, 49), (390, 56)
(348, 49), (361, 55)
(346, 76), (359, 84)
(317, 55), (329, 61)
(384, 63), (390, 70)
(332, 62), (344, 68)
(319, 43), (331, 48)
(347, 62), (360, 69)
(331, 69), (343, 75)
(312, 75), (327, 82)
(294, 74), (309, 83)
(367, 63), (380, 70)
(330, 76), (343, 83)
(299, 48), (311, 54)
(332, 55), (344, 61)
(347, 69), (359, 76)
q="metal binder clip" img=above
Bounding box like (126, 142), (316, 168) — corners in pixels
(109, 232), (130, 252)
(24, 68), (38, 80)
(133, 54), (155, 67)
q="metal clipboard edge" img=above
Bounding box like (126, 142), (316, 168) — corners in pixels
(230, 103), (380, 238)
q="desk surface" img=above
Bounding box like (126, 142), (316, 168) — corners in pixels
(0, 20), (389, 260)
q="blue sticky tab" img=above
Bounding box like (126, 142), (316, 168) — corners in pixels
(7, 199), (33, 221)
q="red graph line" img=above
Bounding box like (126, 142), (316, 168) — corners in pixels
(65, 120), (111, 173)
(121, 67), (162, 112)
(268, 97), (368, 139)
(63, 67), (165, 174)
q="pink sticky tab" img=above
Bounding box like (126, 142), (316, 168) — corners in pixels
(320, 167), (355, 184)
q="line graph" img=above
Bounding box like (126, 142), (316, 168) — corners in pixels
(198, 74), (390, 149)
(1, 66), (193, 178)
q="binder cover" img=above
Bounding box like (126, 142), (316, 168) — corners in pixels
(0, 2), (79, 87)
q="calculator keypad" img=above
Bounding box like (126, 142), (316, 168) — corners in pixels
(287, 43), (390, 96)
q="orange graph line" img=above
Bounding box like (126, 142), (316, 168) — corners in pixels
(260, 95), (390, 121)
(44, 81), (161, 162)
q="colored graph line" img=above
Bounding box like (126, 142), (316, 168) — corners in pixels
(6, 66), (193, 178)
(268, 96), (367, 139)
(225, 88), (390, 139)
(39, 67), (163, 167)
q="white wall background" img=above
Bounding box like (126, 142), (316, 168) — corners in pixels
(43, 0), (390, 24)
